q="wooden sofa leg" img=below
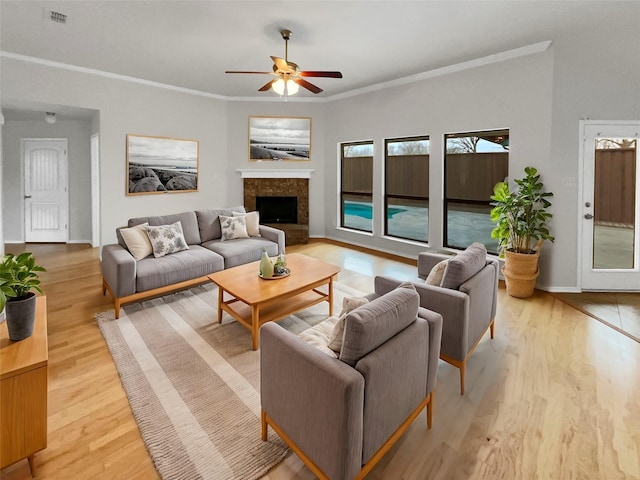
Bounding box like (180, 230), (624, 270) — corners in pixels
(102, 278), (107, 295)
(261, 409), (268, 441)
(115, 299), (121, 319)
(426, 393), (433, 429)
(490, 318), (495, 339)
(459, 361), (466, 395)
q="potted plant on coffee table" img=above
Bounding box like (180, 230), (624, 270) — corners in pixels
(0, 252), (46, 341)
(490, 166), (554, 298)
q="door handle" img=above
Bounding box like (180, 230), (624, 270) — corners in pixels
(24, 195), (32, 199)
(584, 213), (594, 219)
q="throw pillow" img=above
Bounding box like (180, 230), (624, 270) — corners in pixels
(440, 242), (487, 289)
(219, 215), (249, 241)
(327, 296), (369, 352)
(298, 316), (339, 358)
(145, 221), (189, 258)
(119, 222), (153, 261)
(425, 259), (450, 286)
(232, 211), (261, 237)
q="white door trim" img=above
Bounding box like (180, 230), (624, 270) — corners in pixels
(91, 133), (100, 247)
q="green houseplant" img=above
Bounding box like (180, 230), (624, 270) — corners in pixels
(490, 166), (554, 297)
(0, 252), (46, 341)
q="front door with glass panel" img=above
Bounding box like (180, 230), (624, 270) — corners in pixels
(581, 122), (640, 290)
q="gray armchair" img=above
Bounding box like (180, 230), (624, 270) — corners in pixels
(373, 243), (499, 394)
(260, 284), (442, 480)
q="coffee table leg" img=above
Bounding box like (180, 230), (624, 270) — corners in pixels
(328, 276), (334, 315)
(252, 305), (259, 351)
(218, 287), (224, 324)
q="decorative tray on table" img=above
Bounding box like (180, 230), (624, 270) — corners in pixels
(259, 268), (291, 280)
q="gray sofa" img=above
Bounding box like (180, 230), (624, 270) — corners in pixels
(260, 283), (443, 480)
(101, 207), (285, 318)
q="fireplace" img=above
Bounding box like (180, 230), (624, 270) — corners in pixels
(256, 196), (298, 224)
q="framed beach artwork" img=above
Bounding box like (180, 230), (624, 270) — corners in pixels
(249, 116), (311, 161)
(126, 134), (199, 195)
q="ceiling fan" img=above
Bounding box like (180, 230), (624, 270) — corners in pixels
(225, 29), (343, 95)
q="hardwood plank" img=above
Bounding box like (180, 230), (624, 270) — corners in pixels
(1, 241), (639, 480)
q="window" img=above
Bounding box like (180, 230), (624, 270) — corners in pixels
(340, 141), (374, 232)
(384, 136), (429, 242)
(444, 130), (509, 253)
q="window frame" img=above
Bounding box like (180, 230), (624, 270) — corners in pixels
(339, 140), (374, 233)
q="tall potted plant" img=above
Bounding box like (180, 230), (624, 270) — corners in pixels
(490, 166), (554, 298)
(0, 252), (46, 341)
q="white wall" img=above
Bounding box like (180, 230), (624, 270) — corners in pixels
(1, 57), (230, 246)
(2, 119), (93, 243)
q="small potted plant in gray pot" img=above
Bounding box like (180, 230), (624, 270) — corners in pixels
(0, 252), (46, 341)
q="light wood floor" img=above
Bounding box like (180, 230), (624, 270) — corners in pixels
(2, 241), (640, 480)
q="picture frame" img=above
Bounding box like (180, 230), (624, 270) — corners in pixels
(249, 116), (311, 161)
(126, 134), (199, 195)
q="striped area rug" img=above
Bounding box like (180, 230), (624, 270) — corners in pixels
(96, 281), (363, 480)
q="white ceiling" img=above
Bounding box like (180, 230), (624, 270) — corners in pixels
(0, 1), (635, 101)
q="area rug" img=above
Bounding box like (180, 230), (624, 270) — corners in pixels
(96, 281), (364, 480)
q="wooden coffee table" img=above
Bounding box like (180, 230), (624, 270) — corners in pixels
(208, 253), (341, 350)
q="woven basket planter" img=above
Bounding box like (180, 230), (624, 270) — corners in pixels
(502, 245), (542, 298)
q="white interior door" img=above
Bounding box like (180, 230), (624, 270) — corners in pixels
(580, 122), (640, 290)
(23, 139), (69, 243)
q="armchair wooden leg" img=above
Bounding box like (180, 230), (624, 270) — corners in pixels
(490, 318), (495, 339)
(426, 393), (433, 429)
(102, 278), (108, 295)
(459, 361), (466, 395)
(261, 409), (268, 441)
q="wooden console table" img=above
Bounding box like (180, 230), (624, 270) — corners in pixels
(0, 296), (48, 474)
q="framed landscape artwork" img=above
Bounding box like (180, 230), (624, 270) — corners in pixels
(127, 134), (199, 195)
(249, 116), (311, 161)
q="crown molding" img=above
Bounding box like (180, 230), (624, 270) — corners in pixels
(1, 40), (552, 104)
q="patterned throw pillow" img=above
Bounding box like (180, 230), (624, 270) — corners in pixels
(232, 211), (261, 237)
(145, 221), (189, 258)
(219, 215), (249, 241)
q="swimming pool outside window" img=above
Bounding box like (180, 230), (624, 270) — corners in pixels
(384, 136), (429, 242)
(340, 141), (374, 232)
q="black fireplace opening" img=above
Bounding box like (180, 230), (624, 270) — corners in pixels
(256, 196), (298, 224)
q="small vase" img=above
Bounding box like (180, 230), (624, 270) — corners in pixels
(259, 249), (274, 278)
(6, 293), (37, 341)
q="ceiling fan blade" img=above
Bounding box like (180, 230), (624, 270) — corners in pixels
(258, 79), (277, 92)
(295, 78), (323, 94)
(299, 71), (343, 78)
(271, 56), (293, 72)
(225, 70), (272, 75)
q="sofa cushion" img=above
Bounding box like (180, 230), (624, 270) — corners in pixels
(339, 284), (419, 367)
(195, 206), (246, 243)
(119, 222), (153, 260)
(440, 242), (487, 289)
(202, 237), (278, 269)
(135, 245), (224, 293)
(145, 221), (189, 258)
(219, 215), (249, 241)
(233, 211), (261, 237)
(298, 316), (339, 358)
(129, 211), (201, 245)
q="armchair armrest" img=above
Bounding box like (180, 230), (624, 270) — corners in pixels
(258, 225), (286, 254)
(417, 251), (453, 279)
(260, 323), (364, 480)
(101, 244), (137, 297)
(417, 307), (443, 394)
(374, 276), (469, 362)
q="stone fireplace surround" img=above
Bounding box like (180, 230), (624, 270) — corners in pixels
(239, 169), (312, 246)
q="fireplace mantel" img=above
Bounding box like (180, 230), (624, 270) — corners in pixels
(237, 169), (314, 179)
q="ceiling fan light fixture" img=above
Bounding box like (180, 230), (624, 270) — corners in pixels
(45, 112), (57, 124)
(272, 78), (299, 96)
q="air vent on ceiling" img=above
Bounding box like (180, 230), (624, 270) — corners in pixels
(49, 11), (67, 24)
